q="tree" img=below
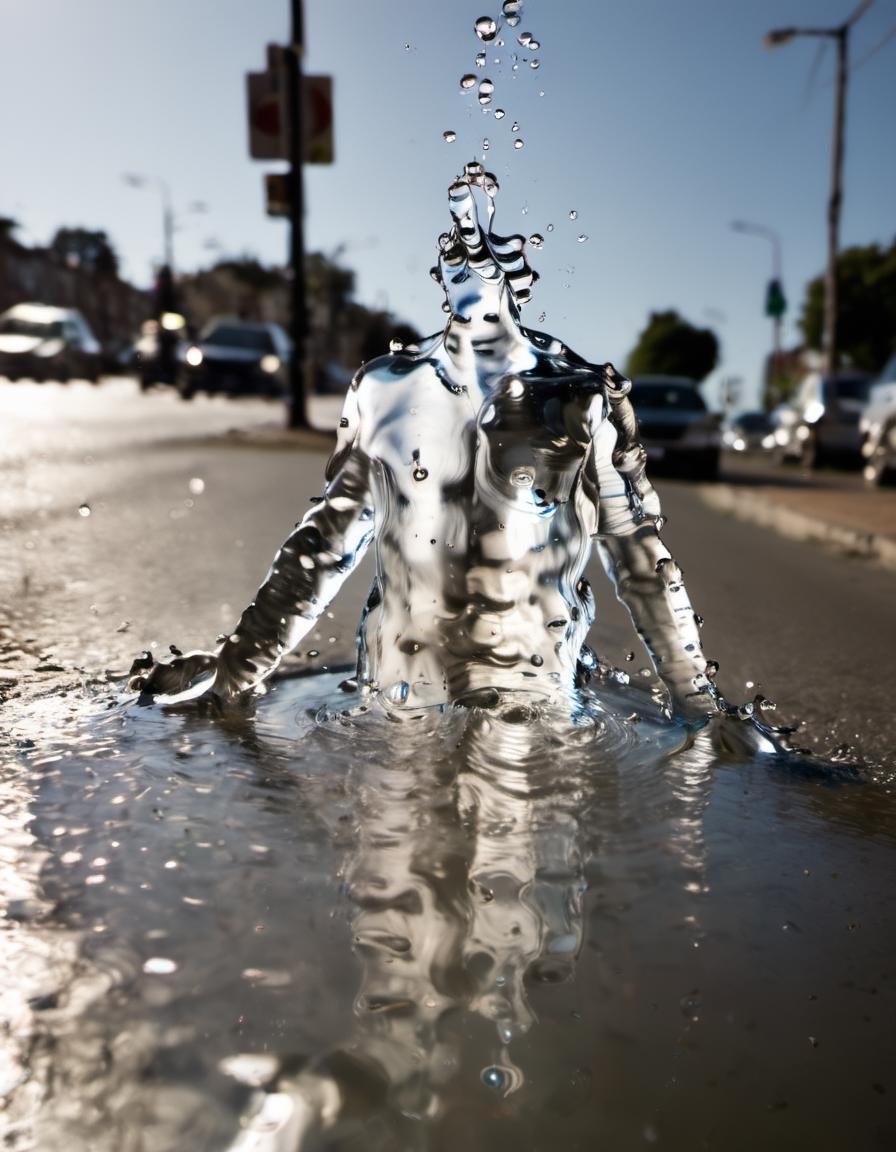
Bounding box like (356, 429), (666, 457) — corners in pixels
(0, 216), (19, 242)
(49, 227), (119, 277)
(626, 310), (719, 382)
(800, 239), (896, 374)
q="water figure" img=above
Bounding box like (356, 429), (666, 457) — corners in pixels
(131, 167), (775, 749)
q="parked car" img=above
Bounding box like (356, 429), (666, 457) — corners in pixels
(630, 376), (721, 479)
(178, 318), (290, 398)
(0, 302), (102, 383)
(859, 349), (896, 486)
(722, 410), (776, 454)
(773, 370), (872, 468)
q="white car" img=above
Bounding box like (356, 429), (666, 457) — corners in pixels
(773, 370), (872, 468)
(859, 350), (896, 486)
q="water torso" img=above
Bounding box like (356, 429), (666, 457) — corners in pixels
(352, 337), (609, 707)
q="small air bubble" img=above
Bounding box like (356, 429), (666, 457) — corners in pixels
(413, 466), (429, 481)
(538, 311), (546, 322)
(546, 223), (554, 232)
(530, 58), (540, 68)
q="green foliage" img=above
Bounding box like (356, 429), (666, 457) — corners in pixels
(49, 227), (119, 277)
(626, 310), (719, 382)
(800, 239), (896, 373)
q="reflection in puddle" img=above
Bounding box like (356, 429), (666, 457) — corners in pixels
(3, 673), (894, 1151)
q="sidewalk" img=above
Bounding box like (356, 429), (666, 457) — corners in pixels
(695, 458), (896, 572)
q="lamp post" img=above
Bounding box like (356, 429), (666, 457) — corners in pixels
(763, 0), (873, 378)
(122, 173), (176, 273)
(730, 219), (785, 405)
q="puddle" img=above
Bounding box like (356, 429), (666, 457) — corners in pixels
(3, 673), (894, 1150)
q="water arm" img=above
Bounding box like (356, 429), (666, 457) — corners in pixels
(586, 379), (714, 721)
(134, 385), (374, 703)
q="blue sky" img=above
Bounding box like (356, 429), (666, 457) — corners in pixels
(2, 0), (894, 407)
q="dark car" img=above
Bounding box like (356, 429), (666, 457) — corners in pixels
(630, 376), (722, 479)
(722, 410), (776, 454)
(178, 318), (290, 399)
(0, 303), (102, 383)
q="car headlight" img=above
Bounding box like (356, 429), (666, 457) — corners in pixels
(260, 354), (281, 375)
(35, 339), (65, 358)
(185, 345), (203, 367)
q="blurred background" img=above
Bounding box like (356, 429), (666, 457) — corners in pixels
(1, 0), (895, 753)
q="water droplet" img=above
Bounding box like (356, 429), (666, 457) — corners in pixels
(528, 233), (544, 249)
(530, 654), (544, 666)
(389, 338), (404, 352)
(546, 223), (554, 232)
(387, 680), (410, 704)
(510, 467), (534, 487)
(339, 416), (349, 428)
(482, 1066), (505, 1091)
(568, 209), (578, 220)
(502, 0), (521, 25)
(188, 477), (205, 494)
(537, 311), (546, 322)
(460, 74), (477, 90)
(475, 50), (487, 67)
(494, 108), (505, 118)
(481, 138), (490, 150)
(475, 16), (497, 41)
(528, 40), (541, 50)
(577, 234), (588, 243)
(443, 129), (457, 142)
(78, 503), (91, 517)
(518, 31), (533, 46)
(478, 78), (495, 105)
(413, 466), (429, 481)
(404, 42), (412, 51)
(143, 957), (177, 975)
(513, 138), (524, 149)
(511, 120), (520, 131)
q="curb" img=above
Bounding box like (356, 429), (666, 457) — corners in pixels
(204, 423), (336, 453)
(696, 483), (896, 573)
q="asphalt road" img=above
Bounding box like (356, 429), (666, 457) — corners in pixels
(2, 378), (894, 766)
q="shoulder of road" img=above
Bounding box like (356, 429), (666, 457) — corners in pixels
(695, 461), (896, 573)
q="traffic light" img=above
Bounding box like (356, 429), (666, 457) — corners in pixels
(765, 278), (787, 319)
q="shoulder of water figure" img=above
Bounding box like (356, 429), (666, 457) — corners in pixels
(349, 332), (444, 391)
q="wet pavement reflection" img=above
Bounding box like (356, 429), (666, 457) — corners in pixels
(2, 674), (895, 1150)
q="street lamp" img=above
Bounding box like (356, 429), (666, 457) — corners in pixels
(122, 172), (176, 272)
(730, 219), (785, 405)
(763, 0), (874, 378)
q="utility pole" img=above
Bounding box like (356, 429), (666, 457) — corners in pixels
(764, 0), (874, 379)
(286, 0), (309, 429)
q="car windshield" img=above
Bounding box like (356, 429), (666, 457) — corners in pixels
(736, 412), (772, 432)
(203, 324), (274, 352)
(831, 377), (871, 403)
(0, 316), (63, 339)
(632, 382), (706, 411)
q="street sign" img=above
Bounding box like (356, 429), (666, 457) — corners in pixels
(765, 277), (787, 319)
(247, 69), (288, 160)
(302, 75), (334, 164)
(264, 173), (290, 217)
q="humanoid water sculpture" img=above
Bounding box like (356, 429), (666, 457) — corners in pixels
(132, 166), (723, 723)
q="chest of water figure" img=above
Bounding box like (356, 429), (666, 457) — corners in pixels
(372, 382), (591, 507)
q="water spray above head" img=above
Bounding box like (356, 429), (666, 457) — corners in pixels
(435, 161), (537, 323)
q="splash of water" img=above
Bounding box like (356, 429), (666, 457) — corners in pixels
(131, 164), (785, 749)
